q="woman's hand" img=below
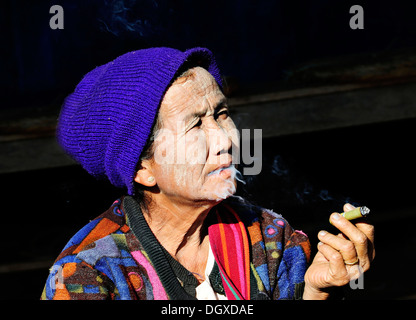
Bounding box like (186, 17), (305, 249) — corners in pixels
(303, 203), (375, 300)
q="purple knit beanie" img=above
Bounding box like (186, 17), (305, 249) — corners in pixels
(57, 47), (222, 195)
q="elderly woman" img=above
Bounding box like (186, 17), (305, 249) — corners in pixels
(41, 47), (375, 300)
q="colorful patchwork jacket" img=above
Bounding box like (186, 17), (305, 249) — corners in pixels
(41, 196), (311, 300)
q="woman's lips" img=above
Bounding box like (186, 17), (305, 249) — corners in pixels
(219, 167), (232, 178)
(208, 165), (233, 178)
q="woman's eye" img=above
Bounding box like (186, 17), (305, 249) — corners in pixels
(193, 118), (202, 128)
(216, 109), (229, 120)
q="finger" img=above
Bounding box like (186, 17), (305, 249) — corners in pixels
(343, 203), (356, 212)
(317, 242), (349, 286)
(354, 221), (376, 261)
(330, 212), (370, 268)
(317, 230), (358, 265)
(337, 233), (348, 240)
(354, 221), (375, 247)
(342, 203), (375, 246)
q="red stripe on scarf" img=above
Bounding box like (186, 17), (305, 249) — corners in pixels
(208, 205), (251, 300)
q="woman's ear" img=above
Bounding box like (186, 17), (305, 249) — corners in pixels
(134, 160), (157, 187)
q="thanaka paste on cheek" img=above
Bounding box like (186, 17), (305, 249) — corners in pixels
(153, 67), (242, 202)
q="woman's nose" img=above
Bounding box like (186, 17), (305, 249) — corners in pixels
(208, 124), (233, 156)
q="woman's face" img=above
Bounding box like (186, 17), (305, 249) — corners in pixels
(149, 67), (240, 203)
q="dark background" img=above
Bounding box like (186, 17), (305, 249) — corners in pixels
(3, 0), (416, 110)
(1, 0), (416, 300)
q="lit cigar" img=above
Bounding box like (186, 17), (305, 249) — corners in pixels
(330, 206), (370, 225)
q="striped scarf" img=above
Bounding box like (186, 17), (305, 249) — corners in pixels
(209, 203), (251, 300)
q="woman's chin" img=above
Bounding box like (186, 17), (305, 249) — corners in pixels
(205, 180), (237, 202)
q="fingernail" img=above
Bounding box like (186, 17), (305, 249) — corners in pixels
(318, 241), (323, 246)
(345, 203), (356, 211)
(331, 213), (341, 221)
(318, 230), (327, 237)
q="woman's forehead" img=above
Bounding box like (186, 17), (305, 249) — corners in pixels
(160, 67), (224, 120)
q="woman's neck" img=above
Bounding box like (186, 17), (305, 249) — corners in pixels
(141, 192), (216, 276)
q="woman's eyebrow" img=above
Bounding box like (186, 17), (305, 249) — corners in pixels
(215, 98), (228, 111)
(209, 98), (229, 116)
(186, 97), (228, 121)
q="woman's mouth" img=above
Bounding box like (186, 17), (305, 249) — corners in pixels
(208, 165), (233, 178)
(206, 165), (246, 201)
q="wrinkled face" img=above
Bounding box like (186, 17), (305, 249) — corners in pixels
(150, 67), (240, 203)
